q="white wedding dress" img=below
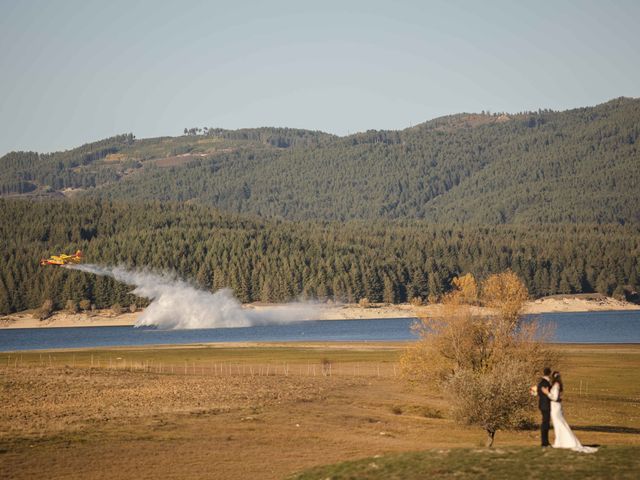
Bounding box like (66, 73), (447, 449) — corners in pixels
(548, 383), (597, 453)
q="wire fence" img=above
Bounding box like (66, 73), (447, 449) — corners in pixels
(1, 353), (401, 378)
(2, 354), (629, 399)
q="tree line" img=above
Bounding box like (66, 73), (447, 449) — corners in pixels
(1, 199), (638, 315)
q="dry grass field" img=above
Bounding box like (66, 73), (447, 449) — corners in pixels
(1, 344), (639, 479)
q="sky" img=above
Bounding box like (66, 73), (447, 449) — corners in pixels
(1, 0), (639, 155)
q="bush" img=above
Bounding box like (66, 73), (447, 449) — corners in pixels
(403, 404), (443, 419)
(129, 303), (137, 313)
(111, 303), (123, 315)
(79, 299), (91, 312)
(36, 299), (54, 320)
(65, 299), (79, 314)
(358, 298), (370, 309)
(612, 285), (626, 301)
(409, 296), (423, 306)
(321, 358), (332, 376)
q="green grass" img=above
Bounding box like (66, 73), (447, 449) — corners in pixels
(289, 446), (640, 480)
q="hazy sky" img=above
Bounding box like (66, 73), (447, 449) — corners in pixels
(1, 0), (639, 155)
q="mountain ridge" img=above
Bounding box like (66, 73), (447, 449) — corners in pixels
(2, 97), (638, 224)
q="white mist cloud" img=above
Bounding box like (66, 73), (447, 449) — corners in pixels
(68, 264), (319, 330)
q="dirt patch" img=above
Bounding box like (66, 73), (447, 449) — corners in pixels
(104, 153), (128, 163)
(0, 366), (337, 439)
(152, 154), (201, 168)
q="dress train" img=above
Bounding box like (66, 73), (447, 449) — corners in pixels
(548, 383), (597, 453)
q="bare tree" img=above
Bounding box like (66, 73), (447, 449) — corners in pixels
(401, 271), (556, 446)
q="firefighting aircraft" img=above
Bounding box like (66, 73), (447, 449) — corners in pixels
(39, 250), (83, 266)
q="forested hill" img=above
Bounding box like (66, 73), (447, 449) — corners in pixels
(1, 199), (638, 314)
(1, 98), (639, 223)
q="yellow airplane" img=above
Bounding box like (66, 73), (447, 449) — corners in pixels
(40, 250), (83, 266)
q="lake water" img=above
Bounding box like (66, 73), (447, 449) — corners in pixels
(1, 311), (639, 351)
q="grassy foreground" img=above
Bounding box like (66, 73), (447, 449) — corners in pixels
(290, 446), (640, 480)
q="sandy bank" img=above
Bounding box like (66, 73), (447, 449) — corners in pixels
(1, 295), (638, 329)
(0, 311), (138, 329)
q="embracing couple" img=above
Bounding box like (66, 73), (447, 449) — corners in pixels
(537, 367), (597, 453)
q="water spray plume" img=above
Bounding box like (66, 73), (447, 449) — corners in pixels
(69, 264), (318, 329)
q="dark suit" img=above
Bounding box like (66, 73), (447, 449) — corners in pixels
(538, 377), (551, 446)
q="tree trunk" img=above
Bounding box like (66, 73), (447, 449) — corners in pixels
(486, 430), (495, 447)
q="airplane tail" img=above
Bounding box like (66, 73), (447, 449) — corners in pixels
(75, 250), (82, 258)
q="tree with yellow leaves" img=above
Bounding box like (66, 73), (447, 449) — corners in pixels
(401, 270), (556, 447)
(481, 270), (530, 326)
(444, 273), (479, 305)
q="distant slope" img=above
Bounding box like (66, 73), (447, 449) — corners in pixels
(2, 98), (638, 223)
(423, 98), (640, 223)
(0, 128), (333, 196)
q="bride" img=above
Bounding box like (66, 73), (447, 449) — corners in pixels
(547, 371), (598, 453)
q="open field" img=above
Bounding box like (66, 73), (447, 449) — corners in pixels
(1, 344), (639, 479)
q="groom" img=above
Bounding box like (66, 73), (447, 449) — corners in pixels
(537, 367), (552, 447)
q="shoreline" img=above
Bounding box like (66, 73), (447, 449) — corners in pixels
(1, 295), (638, 330)
(0, 341), (413, 354)
(3, 342), (639, 356)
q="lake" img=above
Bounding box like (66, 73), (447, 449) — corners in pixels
(1, 310), (639, 351)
